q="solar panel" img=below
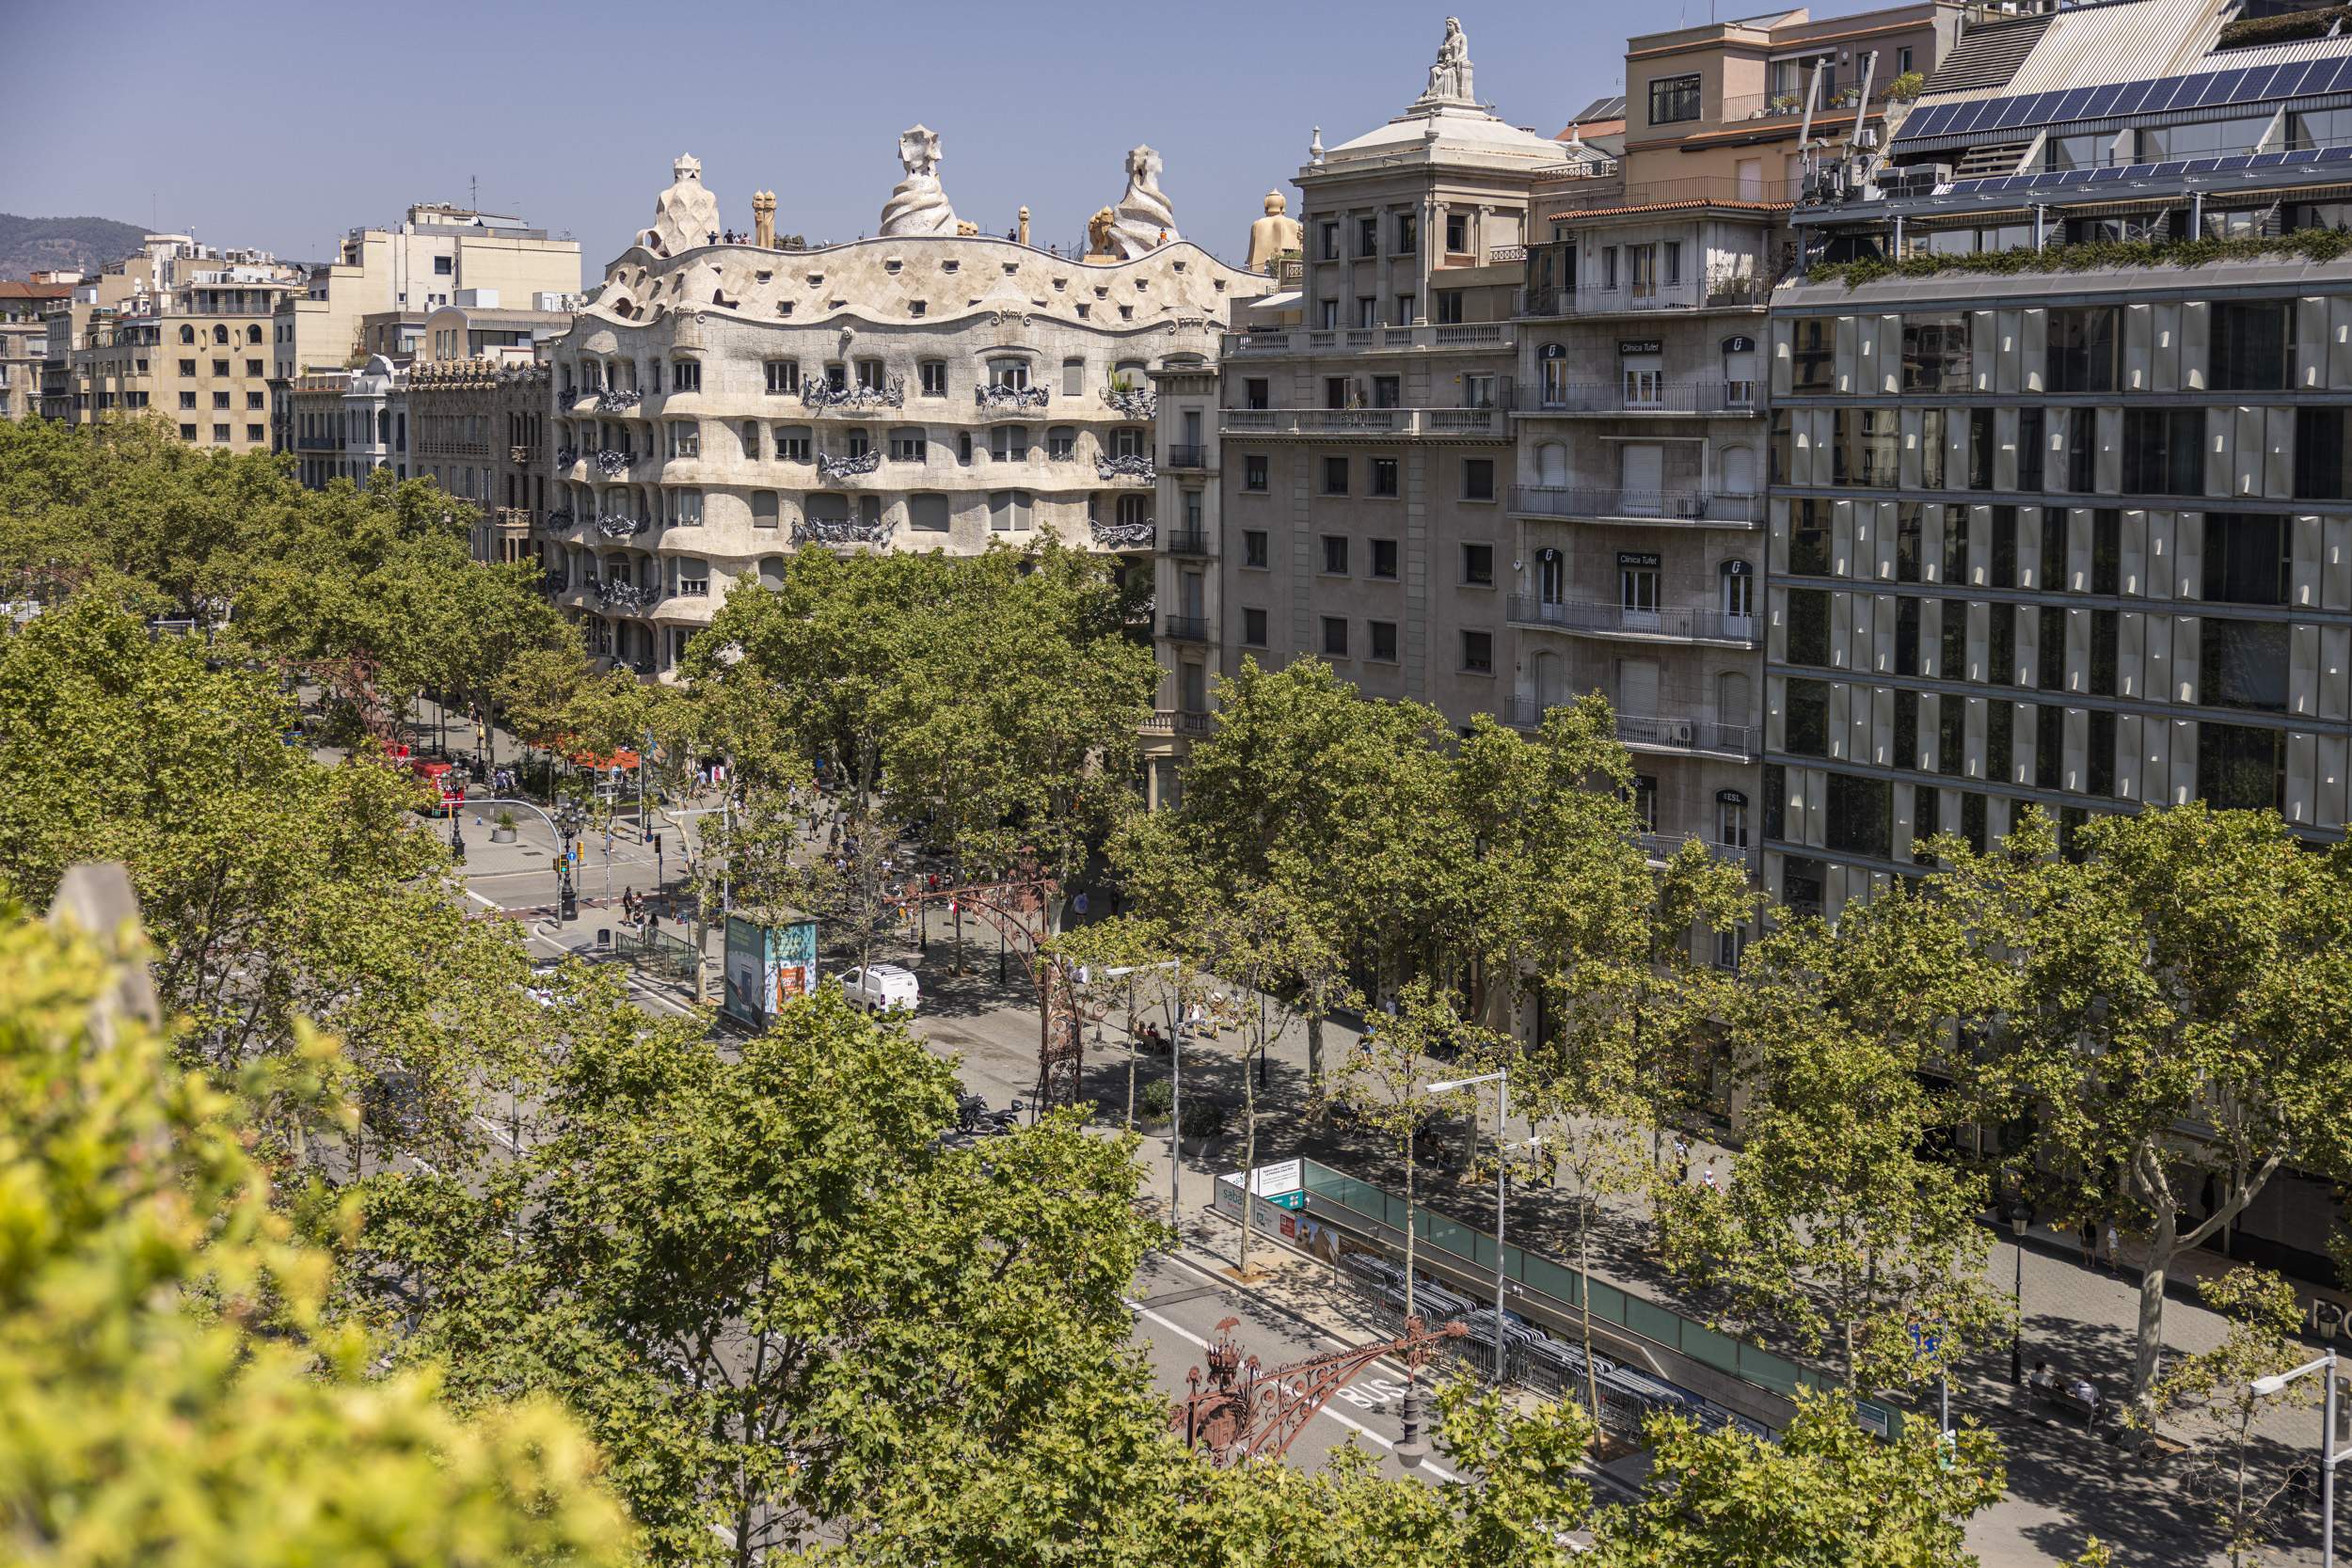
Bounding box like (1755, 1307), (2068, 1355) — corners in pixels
(2051, 87), (2095, 123)
(1946, 99), (1993, 137)
(2110, 80), (2153, 118)
(2092, 165), (2134, 181)
(2283, 147), (2321, 166)
(1992, 94), (2039, 130)
(2238, 64), (2283, 103)
(2321, 144), (2352, 164)
(2249, 150), (2286, 168)
(2082, 83), (2123, 120)
(2213, 154), (2252, 172)
(2202, 70), (2249, 108)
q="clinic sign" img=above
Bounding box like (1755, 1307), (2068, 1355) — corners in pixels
(722, 915), (819, 1027)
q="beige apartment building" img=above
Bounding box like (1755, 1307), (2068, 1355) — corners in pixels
(272, 205), (580, 450)
(1155, 21), (1560, 802)
(406, 357), (552, 563)
(0, 280), (72, 422)
(50, 238), (304, 453)
(540, 146), (1263, 677)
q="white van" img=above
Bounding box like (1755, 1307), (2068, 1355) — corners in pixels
(839, 963), (919, 1014)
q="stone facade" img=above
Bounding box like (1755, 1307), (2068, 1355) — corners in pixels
(407, 358), (552, 563)
(538, 147), (1266, 677)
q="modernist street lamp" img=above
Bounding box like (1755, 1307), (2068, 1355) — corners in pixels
(2251, 1351), (2348, 1568)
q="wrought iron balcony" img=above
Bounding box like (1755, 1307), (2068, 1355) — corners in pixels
(1507, 485), (1763, 527)
(1163, 614), (1210, 641)
(1508, 594), (1760, 645)
(818, 451), (883, 483)
(1637, 832), (1755, 868)
(1091, 517), (1155, 550)
(1163, 445), (1206, 469)
(592, 448), (634, 476)
(1161, 529), (1210, 556)
(1103, 385), (1157, 420)
(1096, 453), (1155, 483)
(1615, 712), (1760, 757)
(802, 378), (904, 411)
(509, 444), (538, 465)
(1525, 381), (1757, 416)
(555, 445), (580, 467)
(595, 388), (643, 413)
(595, 513), (648, 538)
(792, 515), (897, 548)
(539, 570), (569, 594)
(546, 508), (576, 529)
(596, 579), (654, 612)
(1517, 278), (1772, 319)
(976, 383), (1050, 412)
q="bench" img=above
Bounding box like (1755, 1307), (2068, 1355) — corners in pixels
(2027, 1379), (2104, 1430)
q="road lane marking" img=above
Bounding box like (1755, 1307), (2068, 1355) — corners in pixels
(1121, 1296), (1461, 1482)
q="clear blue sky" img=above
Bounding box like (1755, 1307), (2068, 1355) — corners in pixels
(4, 0), (1889, 284)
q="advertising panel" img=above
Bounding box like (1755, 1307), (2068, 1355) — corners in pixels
(721, 915), (820, 1026)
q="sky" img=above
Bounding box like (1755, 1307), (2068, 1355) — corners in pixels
(3, 0), (1892, 285)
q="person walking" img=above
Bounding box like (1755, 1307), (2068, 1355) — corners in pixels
(1672, 1132), (1692, 1186)
(2077, 1219), (2097, 1269)
(1701, 1156), (1720, 1195)
(2103, 1220), (2122, 1274)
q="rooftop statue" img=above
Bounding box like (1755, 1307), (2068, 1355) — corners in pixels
(1246, 189), (1302, 277)
(1107, 145), (1181, 258)
(879, 125), (959, 238)
(1413, 16), (1476, 109)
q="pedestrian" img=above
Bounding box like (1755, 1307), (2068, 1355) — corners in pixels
(1673, 1132), (1692, 1186)
(2077, 1219), (2097, 1268)
(1702, 1156), (1719, 1195)
(2103, 1221), (2121, 1273)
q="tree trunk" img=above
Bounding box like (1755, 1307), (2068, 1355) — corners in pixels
(2133, 1203), (2176, 1402)
(1306, 1012), (1325, 1096)
(1577, 1185), (1602, 1429)
(1404, 1139), (1418, 1321)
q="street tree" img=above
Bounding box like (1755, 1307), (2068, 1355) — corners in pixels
(7, 891), (637, 1568)
(358, 985), (1169, 1567)
(0, 596), (544, 1178)
(1048, 913), (1178, 1131)
(1586, 1389), (2010, 1568)
(2145, 1267), (2322, 1568)
(1941, 804), (2352, 1402)
(1332, 978), (1495, 1321)
(1661, 885), (2008, 1391)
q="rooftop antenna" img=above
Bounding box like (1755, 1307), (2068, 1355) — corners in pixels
(469, 174), (479, 212)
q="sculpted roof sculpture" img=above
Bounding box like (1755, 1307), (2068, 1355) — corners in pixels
(1106, 145), (1181, 259)
(879, 126), (959, 238)
(638, 153), (723, 259)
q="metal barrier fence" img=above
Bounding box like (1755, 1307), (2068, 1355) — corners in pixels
(1291, 1160), (1882, 1436)
(620, 923), (701, 987)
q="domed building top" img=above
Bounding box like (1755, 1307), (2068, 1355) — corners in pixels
(1318, 18), (1565, 169)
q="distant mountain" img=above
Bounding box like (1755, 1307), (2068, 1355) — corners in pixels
(0, 214), (148, 280)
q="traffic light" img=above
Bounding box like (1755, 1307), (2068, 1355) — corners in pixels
(651, 832), (662, 857)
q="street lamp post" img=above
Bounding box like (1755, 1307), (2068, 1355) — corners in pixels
(1427, 1067), (1511, 1384)
(2008, 1203), (2031, 1387)
(2251, 1350), (2348, 1568)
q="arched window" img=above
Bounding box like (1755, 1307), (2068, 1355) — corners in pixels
(1538, 343), (1568, 407)
(212, 325), (229, 344)
(179, 325), (195, 344)
(246, 325), (262, 344)
(1537, 546), (1565, 605)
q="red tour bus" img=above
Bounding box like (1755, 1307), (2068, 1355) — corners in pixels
(406, 758), (465, 816)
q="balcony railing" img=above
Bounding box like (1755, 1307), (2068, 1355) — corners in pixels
(1164, 444), (1207, 469)
(1508, 485), (1763, 526)
(1162, 529), (1211, 556)
(1548, 175), (1802, 213)
(1163, 615), (1210, 641)
(1527, 380), (1756, 416)
(1104, 386), (1157, 420)
(1141, 709), (1216, 736)
(555, 446), (580, 467)
(1091, 518), (1155, 550)
(595, 513), (649, 538)
(1615, 713), (1760, 757)
(1221, 404), (1510, 438)
(509, 444), (539, 465)
(595, 388), (643, 413)
(546, 508), (576, 530)
(804, 378), (905, 411)
(596, 580), (655, 612)
(1097, 453), (1155, 483)
(1508, 595), (1759, 645)
(792, 515), (897, 548)
(1638, 832), (1755, 867)
(976, 384), (1051, 412)
(1518, 278), (1774, 319)
(592, 449), (635, 477)
(818, 451), (883, 482)
(1218, 322), (1518, 357)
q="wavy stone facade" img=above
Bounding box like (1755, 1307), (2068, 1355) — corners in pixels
(539, 152), (1268, 676)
